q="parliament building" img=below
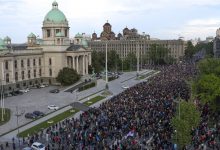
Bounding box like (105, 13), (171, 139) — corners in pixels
(0, 1), (91, 93)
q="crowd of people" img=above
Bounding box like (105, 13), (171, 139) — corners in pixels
(31, 62), (197, 150)
(4, 61), (220, 150)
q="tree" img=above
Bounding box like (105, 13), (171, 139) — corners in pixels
(91, 51), (104, 73)
(149, 44), (171, 65)
(184, 41), (195, 59)
(171, 101), (201, 149)
(193, 74), (220, 110)
(108, 50), (121, 71)
(123, 52), (137, 71)
(56, 67), (80, 86)
(198, 58), (220, 76)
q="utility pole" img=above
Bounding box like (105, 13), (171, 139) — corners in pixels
(105, 42), (108, 90)
(137, 41), (140, 77)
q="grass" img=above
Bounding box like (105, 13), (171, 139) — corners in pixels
(0, 108), (11, 126)
(18, 95), (105, 138)
(84, 96), (105, 106)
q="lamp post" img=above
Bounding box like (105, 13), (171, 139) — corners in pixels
(136, 41), (140, 77)
(105, 42), (108, 90)
(15, 106), (25, 138)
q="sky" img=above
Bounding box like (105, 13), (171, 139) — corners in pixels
(1, 0), (220, 43)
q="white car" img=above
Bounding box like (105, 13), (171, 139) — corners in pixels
(40, 84), (45, 88)
(48, 105), (59, 110)
(122, 85), (129, 89)
(31, 142), (45, 150)
(19, 88), (30, 93)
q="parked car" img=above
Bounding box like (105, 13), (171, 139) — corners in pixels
(49, 89), (59, 93)
(33, 111), (45, 117)
(39, 84), (45, 88)
(19, 88), (30, 93)
(23, 147), (32, 150)
(10, 91), (23, 96)
(31, 142), (45, 150)
(25, 113), (37, 119)
(121, 85), (129, 89)
(48, 105), (59, 110)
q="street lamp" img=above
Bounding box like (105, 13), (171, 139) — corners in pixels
(15, 106), (25, 137)
(105, 42), (108, 90)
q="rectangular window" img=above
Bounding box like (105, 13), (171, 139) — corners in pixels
(14, 60), (17, 69)
(56, 29), (61, 34)
(5, 61), (8, 70)
(21, 60), (24, 68)
(27, 59), (30, 67)
(65, 29), (68, 37)
(33, 59), (36, 66)
(47, 29), (51, 37)
(39, 58), (41, 66)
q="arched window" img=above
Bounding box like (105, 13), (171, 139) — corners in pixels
(5, 61), (8, 70)
(22, 71), (25, 80)
(28, 70), (31, 79)
(15, 72), (18, 81)
(6, 73), (9, 83)
(49, 58), (52, 65)
(49, 69), (52, 76)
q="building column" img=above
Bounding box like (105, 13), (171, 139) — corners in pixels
(11, 60), (15, 83)
(76, 56), (79, 74)
(72, 56), (75, 70)
(82, 55), (85, 75)
(85, 55), (88, 75)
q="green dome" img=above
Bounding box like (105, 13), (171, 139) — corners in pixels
(75, 33), (83, 38)
(28, 33), (36, 38)
(44, 1), (67, 23)
(82, 39), (88, 48)
(56, 32), (64, 37)
(0, 38), (6, 50)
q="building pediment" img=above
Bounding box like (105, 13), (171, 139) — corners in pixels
(66, 44), (88, 52)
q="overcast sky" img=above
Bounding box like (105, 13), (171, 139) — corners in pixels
(1, 0), (220, 43)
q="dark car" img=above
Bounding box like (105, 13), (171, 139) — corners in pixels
(25, 113), (37, 119)
(33, 111), (45, 117)
(10, 91), (23, 96)
(50, 89), (59, 93)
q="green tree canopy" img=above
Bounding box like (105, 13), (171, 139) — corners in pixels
(184, 41), (195, 59)
(56, 67), (80, 86)
(198, 58), (220, 76)
(171, 101), (200, 148)
(149, 44), (172, 65)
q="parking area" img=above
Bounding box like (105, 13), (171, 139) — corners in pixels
(0, 70), (150, 136)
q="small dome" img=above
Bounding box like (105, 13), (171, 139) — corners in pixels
(82, 39), (88, 48)
(56, 32), (65, 37)
(44, 1), (67, 23)
(28, 33), (36, 38)
(4, 36), (11, 41)
(75, 33), (83, 38)
(0, 38), (7, 50)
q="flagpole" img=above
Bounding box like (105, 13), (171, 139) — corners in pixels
(105, 42), (108, 90)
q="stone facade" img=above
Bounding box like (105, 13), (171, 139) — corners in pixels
(0, 1), (91, 93)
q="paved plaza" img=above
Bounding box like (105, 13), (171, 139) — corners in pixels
(0, 70), (151, 142)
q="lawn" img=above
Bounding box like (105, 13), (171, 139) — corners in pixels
(0, 108), (11, 126)
(18, 95), (105, 137)
(84, 96), (105, 106)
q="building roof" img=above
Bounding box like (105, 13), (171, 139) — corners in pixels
(28, 33), (36, 38)
(66, 44), (88, 51)
(44, 1), (67, 23)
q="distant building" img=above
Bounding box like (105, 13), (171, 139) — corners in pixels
(89, 21), (186, 61)
(0, 1), (91, 93)
(213, 28), (220, 58)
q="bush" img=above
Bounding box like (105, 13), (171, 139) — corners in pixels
(78, 82), (96, 91)
(56, 67), (80, 86)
